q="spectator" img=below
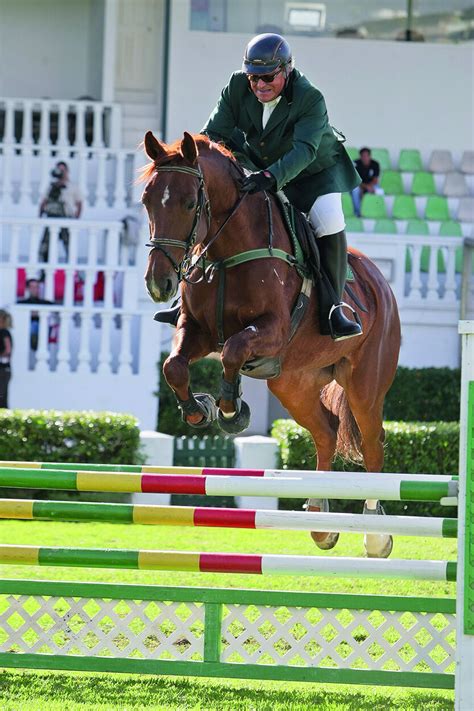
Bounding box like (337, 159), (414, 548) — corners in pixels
(352, 147), (384, 216)
(18, 279), (53, 351)
(0, 309), (13, 408)
(38, 161), (83, 265)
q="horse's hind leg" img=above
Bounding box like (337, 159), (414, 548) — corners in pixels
(269, 371), (340, 550)
(338, 362), (394, 558)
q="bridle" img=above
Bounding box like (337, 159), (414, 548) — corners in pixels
(146, 163), (248, 285)
(145, 164), (211, 281)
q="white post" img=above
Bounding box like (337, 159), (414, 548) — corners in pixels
(131, 431), (174, 505)
(101, 0), (117, 104)
(234, 435), (279, 510)
(455, 320), (474, 710)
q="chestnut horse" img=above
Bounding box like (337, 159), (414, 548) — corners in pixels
(142, 131), (401, 558)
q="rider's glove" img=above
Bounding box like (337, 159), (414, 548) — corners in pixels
(241, 170), (276, 194)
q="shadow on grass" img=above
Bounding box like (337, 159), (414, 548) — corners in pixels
(0, 670), (454, 711)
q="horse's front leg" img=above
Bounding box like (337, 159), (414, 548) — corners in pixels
(163, 320), (215, 428)
(218, 314), (286, 434)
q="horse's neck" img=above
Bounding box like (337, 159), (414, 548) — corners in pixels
(202, 157), (287, 262)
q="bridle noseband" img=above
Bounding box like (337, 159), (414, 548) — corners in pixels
(145, 165), (211, 281)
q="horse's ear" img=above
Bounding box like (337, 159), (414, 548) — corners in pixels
(180, 132), (198, 165)
(144, 131), (167, 162)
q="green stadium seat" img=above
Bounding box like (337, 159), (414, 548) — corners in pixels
(345, 216), (364, 232)
(405, 220), (428, 272)
(345, 146), (359, 161)
(439, 220), (463, 237)
(374, 218), (397, 234)
(360, 194), (387, 219)
(380, 170), (404, 195)
(398, 149), (423, 172)
(342, 192), (355, 217)
(411, 171), (437, 195)
(392, 195), (418, 220)
(406, 219), (430, 235)
(404, 219), (439, 273)
(439, 220), (464, 273)
(425, 196), (450, 221)
(371, 148), (391, 171)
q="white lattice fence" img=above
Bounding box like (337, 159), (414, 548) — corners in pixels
(0, 581), (456, 687)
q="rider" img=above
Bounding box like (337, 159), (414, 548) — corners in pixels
(156, 33), (362, 341)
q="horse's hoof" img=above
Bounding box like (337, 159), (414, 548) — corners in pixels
(217, 400), (251, 434)
(311, 530), (340, 550)
(187, 393), (217, 429)
(365, 534), (393, 559)
(363, 501), (393, 558)
(306, 498), (340, 551)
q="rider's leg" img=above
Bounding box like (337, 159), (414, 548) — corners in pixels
(308, 193), (362, 341)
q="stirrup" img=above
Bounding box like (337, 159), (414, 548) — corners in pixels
(328, 302), (363, 341)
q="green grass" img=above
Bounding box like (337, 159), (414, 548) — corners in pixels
(0, 518), (456, 709)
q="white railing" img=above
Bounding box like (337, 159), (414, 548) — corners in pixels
(349, 233), (473, 309)
(8, 304), (159, 429)
(0, 98), (121, 149)
(0, 144), (144, 215)
(0, 217), (141, 311)
(1, 216), (158, 428)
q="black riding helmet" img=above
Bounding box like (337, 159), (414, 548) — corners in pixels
(242, 33), (292, 75)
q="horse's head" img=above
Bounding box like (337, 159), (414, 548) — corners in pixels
(142, 131), (210, 302)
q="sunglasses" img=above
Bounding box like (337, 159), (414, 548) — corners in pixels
(247, 68), (283, 84)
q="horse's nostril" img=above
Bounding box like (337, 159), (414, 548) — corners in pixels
(166, 279), (173, 294)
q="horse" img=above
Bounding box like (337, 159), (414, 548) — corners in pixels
(141, 130), (401, 559)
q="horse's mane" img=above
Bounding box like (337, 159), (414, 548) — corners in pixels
(140, 134), (243, 183)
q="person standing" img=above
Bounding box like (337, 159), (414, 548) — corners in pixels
(0, 310), (13, 408)
(156, 33), (362, 340)
(18, 278), (53, 351)
(38, 161), (83, 264)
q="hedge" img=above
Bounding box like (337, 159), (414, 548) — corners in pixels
(0, 409), (142, 464)
(271, 418), (459, 517)
(0, 410), (143, 502)
(383, 367), (460, 422)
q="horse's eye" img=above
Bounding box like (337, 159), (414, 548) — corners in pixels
(185, 200), (196, 210)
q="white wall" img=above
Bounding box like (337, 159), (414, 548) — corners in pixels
(167, 1), (474, 162)
(0, 0), (104, 100)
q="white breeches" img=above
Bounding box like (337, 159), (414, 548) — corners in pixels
(308, 192), (345, 238)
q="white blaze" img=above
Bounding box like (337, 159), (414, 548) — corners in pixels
(161, 185), (170, 207)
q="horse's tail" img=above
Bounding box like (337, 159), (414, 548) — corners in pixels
(320, 381), (363, 463)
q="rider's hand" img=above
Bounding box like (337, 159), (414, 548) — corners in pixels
(241, 170), (276, 194)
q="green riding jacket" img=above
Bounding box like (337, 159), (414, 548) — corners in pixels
(202, 69), (360, 213)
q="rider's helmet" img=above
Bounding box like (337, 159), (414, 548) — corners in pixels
(242, 33), (293, 76)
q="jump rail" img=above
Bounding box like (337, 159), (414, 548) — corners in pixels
(0, 544), (457, 581)
(0, 467), (458, 503)
(0, 498), (458, 537)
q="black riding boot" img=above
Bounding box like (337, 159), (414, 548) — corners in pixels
(317, 231), (363, 341)
(153, 297), (181, 326)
